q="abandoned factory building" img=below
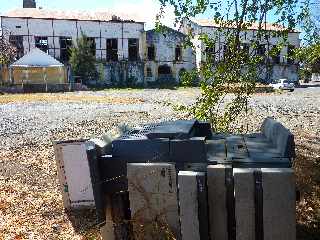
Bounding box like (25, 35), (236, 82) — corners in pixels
(1, 0), (301, 85)
(145, 28), (196, 85)
(0, 0), (196, 86)
(183, 19), (301, 82)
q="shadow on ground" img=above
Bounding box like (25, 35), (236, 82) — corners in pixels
(297, 83), (320, 88)
(66, 209), (101, 237)
(294, 134), (320, 240)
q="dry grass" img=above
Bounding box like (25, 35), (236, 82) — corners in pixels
(0, 93), (145, 105)
(294, 132), (320, 240)
(0, 90), (319, 239)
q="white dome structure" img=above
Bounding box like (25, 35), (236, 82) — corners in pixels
(11, 48), (64, 68)
(9, 48), (67, 88)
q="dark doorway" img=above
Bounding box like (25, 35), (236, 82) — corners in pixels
(158, 65), (172, 75)
(148, 45), (155, 61)
(158, 65), (176, 87)
(175, 45), (182, 61)
(128, 38), (139, 61)
(146, 67), (153, 77)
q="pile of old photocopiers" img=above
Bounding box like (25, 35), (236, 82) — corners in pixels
(86, 118), (295, 225)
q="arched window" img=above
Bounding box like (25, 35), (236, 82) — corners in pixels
(175, 45), (182, 61)
(158, 65), (172, 76)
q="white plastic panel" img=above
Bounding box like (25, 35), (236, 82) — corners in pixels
(62, 143), (95, 207)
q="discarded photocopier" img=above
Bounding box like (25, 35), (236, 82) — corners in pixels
(54, 118), (296, 240)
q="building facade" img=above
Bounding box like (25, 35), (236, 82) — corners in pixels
(183, 19), (301, 82)
(2, 1), (299, 86)
(0, 9), (145, 63)
(145, 28), (196, 85)
(0, 2), (196, 86)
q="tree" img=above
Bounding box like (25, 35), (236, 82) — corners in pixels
(69, 32), (98, 85)
(294, 42), (320, 82)
(298, 0), (320, 45)
(0, 29), (17, 64)
(157, 0), (310, 132)
(294, 0), (320, 80)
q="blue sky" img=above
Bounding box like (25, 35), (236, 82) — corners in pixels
(0, 0), (174, 29)
(0, 0), (318, 32)
(0, 0), (126, 11)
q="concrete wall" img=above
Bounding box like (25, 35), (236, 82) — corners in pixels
(145, 29), (196, 84)
(1, 16), (145, 61)
(183, 21), (300, 82)
(1, 16), (201, 86)
(98, 61), (145, 86)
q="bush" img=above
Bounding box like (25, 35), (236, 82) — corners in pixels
(179, 69), (199, 87)
(69, 32), (98, 85)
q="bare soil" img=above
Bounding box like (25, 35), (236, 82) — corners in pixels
(0, 87), (319, 239)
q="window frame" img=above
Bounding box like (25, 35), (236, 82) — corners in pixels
(35, 36), (49, 53)
(128, 38), (139, 61)
(59, 36), (73, 63)
(106, 38), (118, 62)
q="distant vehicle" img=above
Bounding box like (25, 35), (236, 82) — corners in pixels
(270, 78), (295, 92)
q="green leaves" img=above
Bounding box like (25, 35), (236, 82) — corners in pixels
(69, 32), (98, 85)
(157, 0), (310, 132)
(0, 34), (17, 65)
(295, 41), (320, 75)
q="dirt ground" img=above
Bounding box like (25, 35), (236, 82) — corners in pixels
(0, 87), (319, 239)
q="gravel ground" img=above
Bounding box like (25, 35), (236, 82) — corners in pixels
(0, 85), (319, 239)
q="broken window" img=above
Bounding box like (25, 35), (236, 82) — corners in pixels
(128, 38), (139, 61)
(106, 39), (118, 61)
(59, 37), (73, 62)
(146, 67), (152, 77)
(87, 37), (96, 56)
(9, 35), (24, 59)
(35, 36), (48, 53)
(147, 45), (155, 61)
(287, 45), (295, 64)
(175, 45), (182, 61)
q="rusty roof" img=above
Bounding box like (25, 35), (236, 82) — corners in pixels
(192, 19), (298, 32)
(1, 8), (145, 23)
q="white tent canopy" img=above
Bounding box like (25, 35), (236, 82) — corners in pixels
(10, 48), (64, 68)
